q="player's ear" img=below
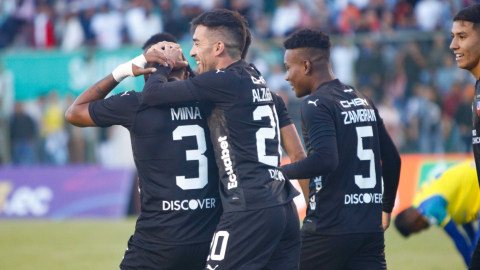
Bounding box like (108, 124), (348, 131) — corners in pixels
(303, 60), (312, 75)
(184, 71), (190, 80)
(214, 41), (225, 56)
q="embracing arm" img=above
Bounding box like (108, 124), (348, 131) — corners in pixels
(66, 50), (167, 127)
(65, 74), (119, 127)
(280, 124), (309, 204)
(281, 135), (338, 181)
(142, 65), (198, 106)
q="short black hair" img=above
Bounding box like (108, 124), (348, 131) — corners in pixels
(453, 4), (480, 25)
(241, 28), (252, 60)
(142, 32), (177, 50)
(191, 9), (247, 59)
(394, 207), (416, 237)
(284, 28), (331, 61)
(142, 32), (190, 77)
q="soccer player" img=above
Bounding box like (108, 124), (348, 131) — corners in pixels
(141, 9), (301, 270)
(450, 4), (480, 269)
(65, 33), (222, 270)
(280, 29), (401, 270)
(395, 160), (480, 267)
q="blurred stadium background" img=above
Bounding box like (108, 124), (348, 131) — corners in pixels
(0, 0), (478, 269)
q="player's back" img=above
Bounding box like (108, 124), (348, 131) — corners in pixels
(302, 79), (383, 235)
(192, 61), (299, 212)
(414, 160), (480, 224)
(89, 91), (221, 245)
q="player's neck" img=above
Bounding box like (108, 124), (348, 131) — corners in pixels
(311, 68), (336, 94)
(471, 63), (480, 81)
(216, 55), (241, 70)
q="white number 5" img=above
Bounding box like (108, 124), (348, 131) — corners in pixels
(355, 126), (376, 189)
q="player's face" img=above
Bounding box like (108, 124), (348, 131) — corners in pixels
(411, 211), (429, 233)
(190, 25), (217, 74)
(284, 49), (310, 98)
(450, 21), (480, 74)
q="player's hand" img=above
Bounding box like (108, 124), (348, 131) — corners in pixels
(150, 41), (189, 70)
(143, 49), (169, 67)
(382, 211), (391, 231)
(132, 64), (157, 77)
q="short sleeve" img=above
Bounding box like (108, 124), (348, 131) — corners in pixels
(417, 196), (450, 227)
(187, 69), (239, 105)
(88, 90), (139, 129)
(301, 96), (336, 150)
(273, 93), (293, 128)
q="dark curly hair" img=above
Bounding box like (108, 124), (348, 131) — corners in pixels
(283, 28), (331, 61)
(191, 9), (247, 59)
(394, 207), (417, 238)
(142, 32), (177, 50)
(142, 32), (192, 78)
(454, 4), (480, 25)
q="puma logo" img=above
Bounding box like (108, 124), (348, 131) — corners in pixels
(308, 99), (319, 106)
(206, 265), (219, 270)
(216, 69), (225, 73)
(121, 91), (129, 96)
(344, 89), (353, 92)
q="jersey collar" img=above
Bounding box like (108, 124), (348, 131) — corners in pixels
(226, 59), (249, 69)
(316, 79), (342, 91)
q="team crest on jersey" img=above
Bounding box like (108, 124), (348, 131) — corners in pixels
(477, 100), (480, 116)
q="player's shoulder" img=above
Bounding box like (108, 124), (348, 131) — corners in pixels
(190, 67), (241, 90)
(271, 91), (285, 105)
(302, 92), (331, 110)
(99, 90), (141, 112)
(107, 90), (141, 104)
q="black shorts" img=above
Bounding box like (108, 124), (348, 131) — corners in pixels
(205, 201), (301, 270)
(300, 232), (386, 270)
(471, 241), (480, 269)
(120, 236), (210, 270)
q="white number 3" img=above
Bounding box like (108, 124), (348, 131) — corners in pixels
(172, 125), (208, 190)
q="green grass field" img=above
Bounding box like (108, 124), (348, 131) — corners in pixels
(0, 219), (465, 270)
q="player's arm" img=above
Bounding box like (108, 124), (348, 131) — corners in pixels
(281, 98), (338, 179)
(444, 220), (472, 266)
(142, 44), (208, 106)
(472, 220), (480, 254)
(463, 223), (476, 245)
(142, 43), (236, 107)
(65, 51), (167, 127)
(280, 124), (309, 204)
(376, 109), (401, 230)
(273, 93), (309, 203)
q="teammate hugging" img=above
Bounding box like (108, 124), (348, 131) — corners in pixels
(65, 7), (406, 270)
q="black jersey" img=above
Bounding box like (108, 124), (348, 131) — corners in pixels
(142, 60), (299, 212)
(472, 79), (480, 186)
(301, 79), (384, 235)
(89, 91), (221, 245)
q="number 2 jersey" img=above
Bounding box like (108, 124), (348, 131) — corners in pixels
(301, 79), (385, 235)
(89, 92), (221, 246)
(142, 60), (300, 213)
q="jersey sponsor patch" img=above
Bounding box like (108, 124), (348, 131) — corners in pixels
(477, 100), (480, 116)
(162, 198), (217, 211)
(218, 136), (238, 190)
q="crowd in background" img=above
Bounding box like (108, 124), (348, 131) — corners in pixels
(0, 0), (478, 165)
